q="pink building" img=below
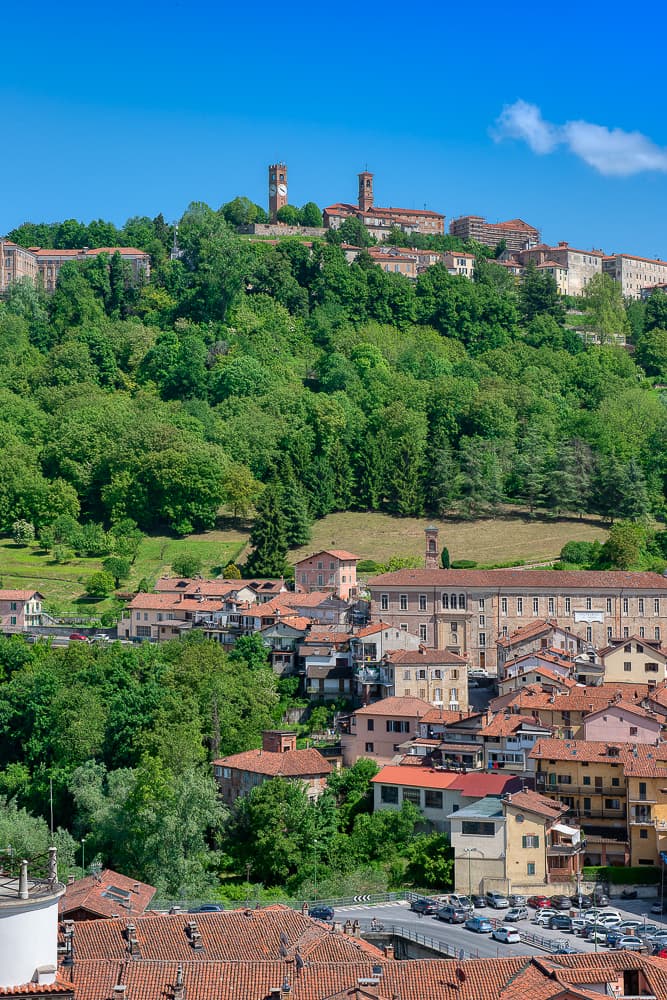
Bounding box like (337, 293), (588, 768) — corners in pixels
(0, 589), (43, 632)
(341, 695), (432, 766)
(294, 549), (359, 600)
(582, 700), (662, 744)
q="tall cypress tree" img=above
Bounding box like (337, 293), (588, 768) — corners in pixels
(244, 482), (288, 577)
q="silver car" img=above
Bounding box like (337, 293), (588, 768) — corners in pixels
(505, 906), (530, 922)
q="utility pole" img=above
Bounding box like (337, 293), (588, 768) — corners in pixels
(246, 863), (252, 907)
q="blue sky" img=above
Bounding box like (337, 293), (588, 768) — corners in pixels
(3, 0), (666, 257)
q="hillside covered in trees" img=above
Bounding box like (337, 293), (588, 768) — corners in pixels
(1, 202), (666, 546)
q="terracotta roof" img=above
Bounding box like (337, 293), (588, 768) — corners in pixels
(530, 737), (667, 766)
(604, 252), (667, 266)
(385, 647), (468, 665)
(295, 549), (359, 562)
(371, 765), (461, 790)
(490, 681), (651, 715)
(419, 707), (480, 725)
(584, 699), (658, 722)
(60, 869), (156, 920)
(353, 622), (398, 637)
(368, 568), (667, 590)
(125, 592), (183, 609)
(0, 589), (43, 601)
(0, 982), (73, 997)
(505, 788), (566, 819)
(212, 747), (332, 778)
(497, 619), (565, 648)
(352, 696), (432, 717)
(452, 772), (523, 797)
(479, 713), (552, 737)
(57, 926), (667, 1000)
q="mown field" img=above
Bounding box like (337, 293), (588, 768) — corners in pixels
(0, 510), (608, 616)
(291, 510), (609, 567)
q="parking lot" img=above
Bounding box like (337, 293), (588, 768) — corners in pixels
(334, 896), (667, 961)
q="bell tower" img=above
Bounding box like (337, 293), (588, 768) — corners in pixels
(358, 170), (374, 213)
(425, 525), (440, 569)
(268, 163), (288, 222)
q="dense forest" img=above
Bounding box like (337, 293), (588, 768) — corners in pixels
(2, 201), (666, 547)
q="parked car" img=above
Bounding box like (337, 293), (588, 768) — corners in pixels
(448, 894), (474, 912)
(509, 894), (527, 907)
(92, 633), (111, 643)
(618, 920), (642, 934)
(492, 926), (521, 944)
(486, 892), (510, 909)
(189, 903), (223, 912)
(606, 929), (625, 948)
(528, 895), (552, 909)
(69, 633), (88, 641)
(591, 889), (609, 906)
(465, 916), (493, 934)
(650, 900), (667, 914)
(549, 914), (572, 931)
(621, 888), (638, 900)
(550, 895), (572, 910)
(436, 905), (468, 924)
(411, 897), (439, 916)
(580, 926), (608, 943)
(588, 914), (621, 929)
(471, 894), (487, 909)
(615, 936), (646, 952)
(505, 907), (530, 923)
(570, 894), (593, 909)
(533, 909), (555, 927)
(571, 917), (588, 935)
(309, 905), (334, 921)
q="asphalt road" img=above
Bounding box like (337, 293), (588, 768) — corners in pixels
(333, 899), (667, 961)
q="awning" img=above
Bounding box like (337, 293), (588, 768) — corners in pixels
(552, 822), (580, 843)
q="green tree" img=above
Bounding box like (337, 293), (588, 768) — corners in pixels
(86, 570), (115, 598)
(403, 832), (454, 890)
(244, 482), (288, 577)
(440, 547), (450, 569)
(276, 205), (301, 226)
(581, 273), (629, 343)
(519, 261), (565, 324)
(635, 328), (667, 379)
(300, 202), (323, 227)
(598, 521), (646, 569)
(228, 634), (270, 672)
(337, 216), (375, 247)
(102, 556), (131, 588)
(171, 553), (203, 577)
(645, 290), (667, 332)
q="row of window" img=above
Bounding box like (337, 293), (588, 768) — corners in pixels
(401, 668), (458, 681)
(379, 593), (662, 615)
(380, 785), (448, 809)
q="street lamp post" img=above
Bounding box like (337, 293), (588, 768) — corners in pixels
(81, 837), (87, 876)
(462, 848), (480, 896)
(313, 840), (319, 900)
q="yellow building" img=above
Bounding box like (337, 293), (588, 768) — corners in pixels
(531, 738), (667, 867)
(600, 636), (667, 685)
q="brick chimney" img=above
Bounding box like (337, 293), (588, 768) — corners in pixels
(262, 730), (297, 753)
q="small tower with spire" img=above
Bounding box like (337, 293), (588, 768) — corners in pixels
(425, 526), (439, 569)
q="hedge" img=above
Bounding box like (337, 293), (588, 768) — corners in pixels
(451, 560), (478, 569)
(582, 865), (660, 885)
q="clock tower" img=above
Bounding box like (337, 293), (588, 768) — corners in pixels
(268, 162), (288, 222)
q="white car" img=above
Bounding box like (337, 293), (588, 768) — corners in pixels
(532, 910), (554, 927)
(492, 926), (521, 944)
(587, 913), (621, 928)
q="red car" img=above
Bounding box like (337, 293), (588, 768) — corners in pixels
(528, 896), (552, 909)
(69, 633), (88, 641)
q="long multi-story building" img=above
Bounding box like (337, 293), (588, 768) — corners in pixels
(0, 242), (151, 294)
(449, 215), (539, 251)
(602, 252), (667, 300)
(367, 530), (667, 671)
(324, 171), (445, 241)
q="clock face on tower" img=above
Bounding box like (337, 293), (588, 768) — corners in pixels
(269, 184), (277, 195)
(278, 184), (287, 196)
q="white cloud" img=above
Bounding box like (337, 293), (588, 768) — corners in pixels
(493, 100), (667, 177)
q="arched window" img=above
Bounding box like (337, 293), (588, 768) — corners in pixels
(451, 594), (457, 610)
(428, 539), (436, 552)
(442, 594), (449, 609)
(459, 594), (466, 609)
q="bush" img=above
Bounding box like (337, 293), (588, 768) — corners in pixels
(357, 560), (381, 574)
(12, 519), (35, 546)
(222, 562), (242, 579)
(560, 540), (600, 568)
(582, 865), (660, 885)
(450, 559), (477, 569)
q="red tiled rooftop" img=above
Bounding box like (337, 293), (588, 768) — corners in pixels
(352, 696), (432, 717)
(60, 869), (156, 920)
(212, 747), (332, 778)
(368, 568), (667, 589)
(385, 647), (468, 665)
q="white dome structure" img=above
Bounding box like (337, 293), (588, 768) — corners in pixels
(0, 848), (65, 989)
